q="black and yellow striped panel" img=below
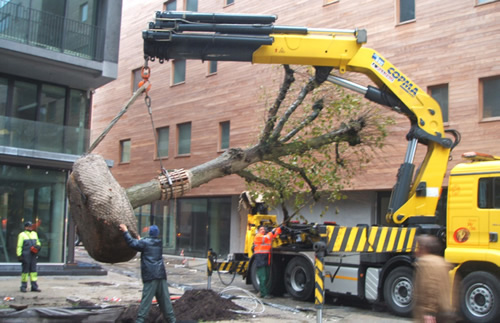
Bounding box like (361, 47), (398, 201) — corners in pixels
(326, 226), (418, 253)
(314, 256), (325, 307)
(217, 261), (249, 274)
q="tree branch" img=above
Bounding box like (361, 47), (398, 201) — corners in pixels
(272, 158), (319, 201)
(280, 98), (324, 143)
(260, 65), (295, 144)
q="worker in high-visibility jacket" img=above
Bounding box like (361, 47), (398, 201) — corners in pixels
(16, 221), (42, 292)
(253, 225), (282, 299)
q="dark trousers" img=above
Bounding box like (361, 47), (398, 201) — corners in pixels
(136, 279), (175, 323)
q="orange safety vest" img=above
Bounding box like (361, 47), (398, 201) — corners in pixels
(254, 227), (282, 254)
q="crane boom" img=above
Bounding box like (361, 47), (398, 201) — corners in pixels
(143, 11), (460, 225)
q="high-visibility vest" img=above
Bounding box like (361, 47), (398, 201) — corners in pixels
(254, 227), (281, 254)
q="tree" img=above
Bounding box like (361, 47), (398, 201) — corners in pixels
(126, 65), (391, 216)
(69, 64), (392, 263)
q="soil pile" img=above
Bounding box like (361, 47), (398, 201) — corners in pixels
(173, 289), (244, 321)
(116, 289), (244, 322)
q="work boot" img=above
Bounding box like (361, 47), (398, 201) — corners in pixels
(31, 282), (41, 292)
(20, 282), (27, 293)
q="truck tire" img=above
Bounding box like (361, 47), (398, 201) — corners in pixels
(284, 256), (314, 301)
(460, 271), (500, 323)
(383, 266), (414, 317)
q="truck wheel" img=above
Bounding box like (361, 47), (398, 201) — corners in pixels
(284, 256), (314, 301)
(460, 271), (500, 322)
(250, 260), (260, 292)
(383, 266), (414, 317)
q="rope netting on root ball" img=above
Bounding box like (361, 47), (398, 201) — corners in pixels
(67, 154), (139, 263)
(68, 153), (192, 263)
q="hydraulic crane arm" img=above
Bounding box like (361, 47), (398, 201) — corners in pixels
(143, 11), (460, 225)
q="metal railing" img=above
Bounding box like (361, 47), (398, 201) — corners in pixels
(0, 0), (104, 61)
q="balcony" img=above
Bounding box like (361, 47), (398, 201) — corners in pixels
(0, 0), (104, 61)
(0, 115), (89, 156)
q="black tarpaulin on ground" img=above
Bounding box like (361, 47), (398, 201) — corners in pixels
(0, 306), (125, 323)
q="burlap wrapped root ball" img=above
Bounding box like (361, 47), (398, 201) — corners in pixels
(67, 154), (139, 263)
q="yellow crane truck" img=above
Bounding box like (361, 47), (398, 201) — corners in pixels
(143, 11), (500, 322)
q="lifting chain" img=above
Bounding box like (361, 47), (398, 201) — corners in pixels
(141, 58), (173, 186)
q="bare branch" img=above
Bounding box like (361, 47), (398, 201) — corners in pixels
(272, 158), (319, 200)
(261, 65), (295, 143)
(280, 98), (324, 143)
(269, 77), (318, 142)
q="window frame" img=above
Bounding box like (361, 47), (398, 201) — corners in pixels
(428, 83), (449, 124)
(157, 126), (170, 159)
(177, 122), (191, 156)
(207, 61), (217, 76)
(480, 75), (500, 121)
(224, 0), (235, 7)
(120, 139), (131, 163)
(184, 0), (198, 11)
(396, 0), (416, 25)
(219, 120), (230, 151)
(172, 60), (186, 86)
(132, 67), (142, 93)
(164, 0), (177, 11)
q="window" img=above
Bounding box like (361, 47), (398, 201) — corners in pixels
(80, 3), (89, 22)
(177, 122), (191, 155)
(481, 76), (500, 119)
(429, 84), (449, 123)
(0, 77), (7, 116)
(172, 60), (186, 85)
(184, 0), (198, 11)
(208, 61), (217, 75)
(120, 139), (131, 163)
(225, 0), (235, 6)
(13, 80), (37, 121)
(164, 0), (176, 11)
(478, 178), (500, 209)
(157, 127), (169, 158)
(219, 121), (230, 150)
(398, 0), (415, 23)
(132, 68), (142, 92)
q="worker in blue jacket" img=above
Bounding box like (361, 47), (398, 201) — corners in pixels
(119, 224), (176, 323)
(16, 221), (42, 292)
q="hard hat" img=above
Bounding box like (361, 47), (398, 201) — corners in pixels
(24, 221), (33, 227)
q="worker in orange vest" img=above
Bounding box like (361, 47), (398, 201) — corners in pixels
(253, 225), (282, 299)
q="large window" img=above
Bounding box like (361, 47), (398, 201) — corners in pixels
(0, 75), (90, 155)
(0, 164), (66, 263)
(172, 60), (186, 85)
(177, 122), (191, 155)
(429, 84), (449, 123)
(481, 76), (500, 119)
(398, 0), (415, 23)
(157, 127), (169, 158)
(175, 197), (232, 257)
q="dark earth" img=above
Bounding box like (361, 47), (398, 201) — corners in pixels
(116, 289), (244, 322)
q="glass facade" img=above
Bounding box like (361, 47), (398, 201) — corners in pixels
(141, 197), (232, 258)
(0, 75), (90, 155)
(0, 165), (67, 263)
(0, 0), (104, 61)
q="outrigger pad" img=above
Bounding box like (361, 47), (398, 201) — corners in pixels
(67, 154), (138, 263)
